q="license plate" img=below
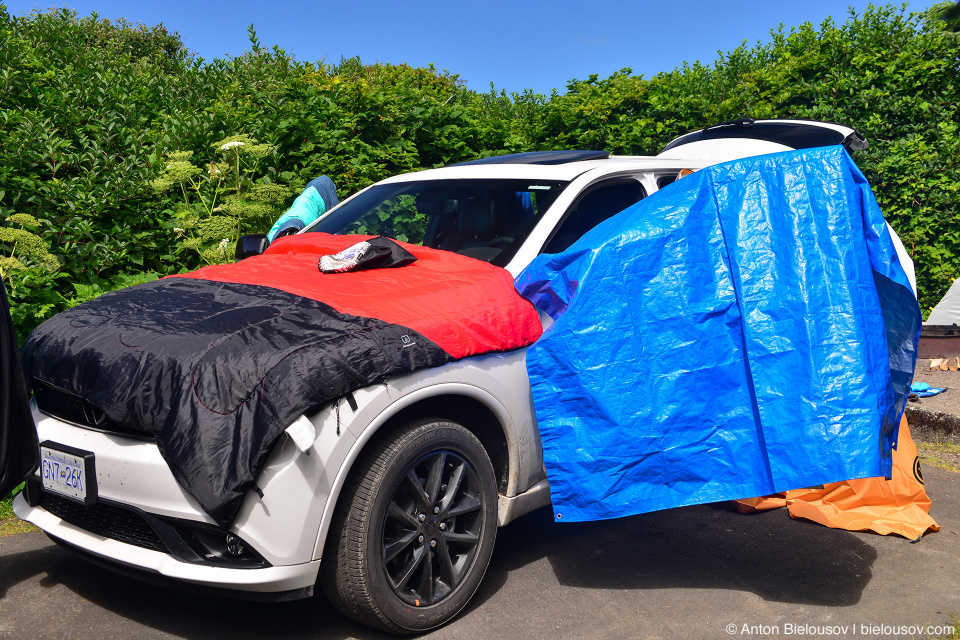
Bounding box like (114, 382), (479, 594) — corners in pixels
(40, 441), (97, 505)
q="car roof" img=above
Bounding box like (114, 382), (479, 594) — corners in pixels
(450, 150), (611, 166)
(379, 155), (712, 185)
(379, 119), (866, 184)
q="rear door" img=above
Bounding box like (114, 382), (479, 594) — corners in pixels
(0, 280), (39, 499)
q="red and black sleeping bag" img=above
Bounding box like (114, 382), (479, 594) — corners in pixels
(21, 234), (542, 527)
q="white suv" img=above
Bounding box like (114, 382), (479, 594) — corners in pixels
(12, 119), (913, 633)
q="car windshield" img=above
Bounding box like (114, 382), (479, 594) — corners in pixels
(308, 179), (568, 266)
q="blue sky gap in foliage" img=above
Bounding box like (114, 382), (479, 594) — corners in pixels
(2, 0), (942, 94)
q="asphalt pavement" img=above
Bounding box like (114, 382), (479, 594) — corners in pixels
(1, 466), (958, 640)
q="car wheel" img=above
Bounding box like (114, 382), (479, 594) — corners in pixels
(321, 417), (498, 634)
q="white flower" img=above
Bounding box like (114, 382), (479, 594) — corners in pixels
(219, 141), (245, 151)
(218, 238), (231, 251)
(173, 227), (185, 237)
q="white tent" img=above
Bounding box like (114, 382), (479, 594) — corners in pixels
(926, 278), (960, 325)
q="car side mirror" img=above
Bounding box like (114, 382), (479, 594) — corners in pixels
(235, 234), (269, 260)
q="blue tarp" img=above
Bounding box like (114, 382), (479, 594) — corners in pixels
(515, 146), (921, 523)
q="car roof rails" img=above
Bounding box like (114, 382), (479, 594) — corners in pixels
(452, 150), (610, 167)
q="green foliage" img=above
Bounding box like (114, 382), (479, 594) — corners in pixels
(0, 482), (23, 519)
(941, 1), (960, 29)
(533, 3), (959, 309)
(0, 5), (192, 338)
(0, 213), (58, 284)
(0, 212), (62, 336)
(152, 134), (292, 264)
(65, 271), (160, 308)
(345, 194), (426, 244)
(0, 1), (957, 334)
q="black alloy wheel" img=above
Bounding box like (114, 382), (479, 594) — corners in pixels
(321, 417), (498, 634)
(381, 449), (484, 607)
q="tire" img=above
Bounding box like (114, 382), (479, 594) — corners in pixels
(320, 417), (498, 634)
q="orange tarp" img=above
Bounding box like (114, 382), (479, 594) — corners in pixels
(734, 415), (939, 540)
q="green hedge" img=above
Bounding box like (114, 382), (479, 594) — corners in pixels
(0, 3), (956, 339)
(533, 4), (960, 312)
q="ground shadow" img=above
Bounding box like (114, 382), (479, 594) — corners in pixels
(35, 550), (391, 640)
(2, 499), (880, 639)
(0, 542), (63, 598)
(477, 502), (877, 608)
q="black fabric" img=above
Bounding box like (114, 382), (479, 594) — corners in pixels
(20, 279), (452, 526)
(0, 280), (39, 499)
(318, 235), (417, 273)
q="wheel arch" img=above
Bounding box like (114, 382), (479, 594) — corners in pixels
(312, 384), (518, 561)
(382, 396), (510, 494)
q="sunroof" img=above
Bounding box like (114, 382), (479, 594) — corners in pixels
(452, 150), (610, 166)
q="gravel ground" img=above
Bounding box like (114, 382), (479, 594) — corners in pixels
(909, 358), (960, 470)
(908, 360), (960, 441)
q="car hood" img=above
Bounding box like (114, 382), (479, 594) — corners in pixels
(21, 236), (541, 526)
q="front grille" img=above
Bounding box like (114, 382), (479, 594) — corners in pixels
(32, 378), (152, 440)
(33, 379), (88, 425)
(40, 492), (168, 554)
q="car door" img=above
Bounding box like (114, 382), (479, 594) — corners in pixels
(0, 279), (39, 499)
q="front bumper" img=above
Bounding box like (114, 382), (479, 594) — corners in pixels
(14, 493), (321, 595)
(14, 401), (353, 595)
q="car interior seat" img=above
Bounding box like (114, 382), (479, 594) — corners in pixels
(439, 195), (506, 253)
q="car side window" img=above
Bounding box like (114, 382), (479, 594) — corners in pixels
(543, 180), (647, 254)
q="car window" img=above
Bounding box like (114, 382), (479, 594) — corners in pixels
(543, 180), (647, 254)
(343, 193), (426, 244)
(310, 179), (568, 265)
(657, 175), (676, 189)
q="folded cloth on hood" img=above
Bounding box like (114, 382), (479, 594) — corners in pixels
(319, 235), (417, 273)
